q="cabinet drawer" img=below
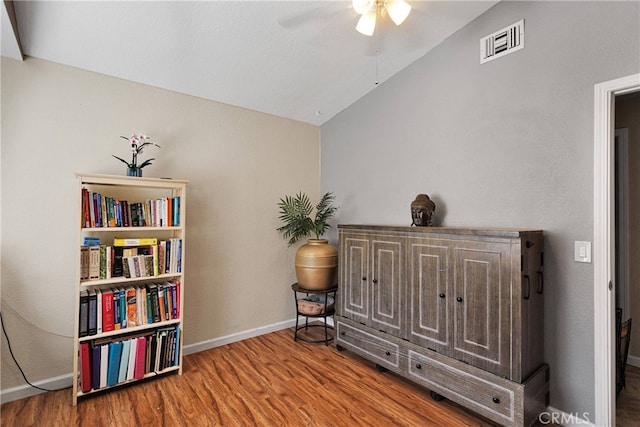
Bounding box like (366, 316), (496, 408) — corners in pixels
(336, 321), (400, 369)
(408, 350), (515, 421)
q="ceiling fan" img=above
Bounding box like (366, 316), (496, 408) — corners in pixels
(352, 0), (412, 36)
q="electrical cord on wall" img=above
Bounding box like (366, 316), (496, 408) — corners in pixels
(0, 311), (66, 392)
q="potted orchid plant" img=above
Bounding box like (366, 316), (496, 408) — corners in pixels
(113, 133), (161, 177)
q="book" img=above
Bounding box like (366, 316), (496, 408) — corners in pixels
(147, 284), (160, 323)
(113, 238), (159, 247)
(87, 289), (97, 336)
(155, 330), (166, 372)
(89, 192), (96, 228)
(96, 288), (103, 334)
(82, 237), (101, 246)
(119, 288), (127, 329)
(112, 246), (124, 277)
(80, 342), (92, 393)
(82, 188), (90, 227)
(134, 336), (147, 380)
(157, 285), (166, 322)
(148, 334), (157, 373)
(167, 329), (176, 368)
(112, 288), (121, 330)
(126, 287), (138, 327)
(175, 281), (181, 319)
(164, 239), (171, 274)
(80, 246), (90, 280)
(121, 200), (130, 227)
(127, 337), (138, 381)
(89, 246), (100, 280)
(169, 282), (177, 319)
(91, 343), (101, 390)
(174, 326), (180, 366)
(79, 291), (89, 337)
(172, 197), (180, 226)
(176, 239), (182, 273)
(100, 344), (109, 388)
(99, 246), (107, 279)
(118, 339), (130, 384)
(101, 289), (115, 333)
(106, 246), (112, 279)
(107, 341), (122, 387)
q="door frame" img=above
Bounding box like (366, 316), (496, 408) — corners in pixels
(593, 73), (639, 426)
(615, 128), (630, 321)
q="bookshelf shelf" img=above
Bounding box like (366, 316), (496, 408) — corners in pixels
(72, 173), (188, 406)
(77, 319), (182, 343)
(82, 226), (184, 232)
(80, 273), (182, 288)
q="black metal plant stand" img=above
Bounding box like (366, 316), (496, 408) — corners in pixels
(291, 283), (338, 346)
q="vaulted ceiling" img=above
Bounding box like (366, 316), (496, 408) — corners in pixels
(1, 1), (498, 126)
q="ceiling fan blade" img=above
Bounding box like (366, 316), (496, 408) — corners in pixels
(278, 2), (350, 30)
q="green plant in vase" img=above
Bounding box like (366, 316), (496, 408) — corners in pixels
(113, 133), (160, 177)
(277, 191), (339, 290)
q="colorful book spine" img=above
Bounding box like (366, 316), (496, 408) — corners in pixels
(113, 238), (159, 247)
(80, 342), (91, 393)
(134, 336), (147, 379)
(88, 289), (98, 336)
(106, 341), (123, 387)
(79, 291), (89, 337)
(118, 339), (130, 384)
(126, 287), (138, 327)
(102, 289), (115, 333)
(91, 343), (101, 390)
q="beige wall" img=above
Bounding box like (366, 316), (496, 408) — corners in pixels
(1, 57), (320, 391)
(616, 95), (640, 360)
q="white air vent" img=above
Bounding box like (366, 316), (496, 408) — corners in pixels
(480, 19), (524, 64)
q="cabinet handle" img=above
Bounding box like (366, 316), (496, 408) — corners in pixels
(362, 277), (367, 281)
(537, 271), (544, 294)
(492, 397), (500, 404)
(340, 331), (346, 336)
(385, 351), (390, 356)
(415, 363), (422, 369)
(439, 293), (445, 299)
(523, 274), (530, 300)
(456, 297), (463, 302)
(372, 279), (378, 284)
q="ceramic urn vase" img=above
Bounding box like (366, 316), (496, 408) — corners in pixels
(295, 239), (338, 290)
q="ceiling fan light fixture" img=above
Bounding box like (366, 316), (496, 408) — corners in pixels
(386, 0), (411, 26)
(356, 11), (377, 36)
(352, 0), (375, 15)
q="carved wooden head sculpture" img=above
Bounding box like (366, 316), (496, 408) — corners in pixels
(411, 194), (435, 226)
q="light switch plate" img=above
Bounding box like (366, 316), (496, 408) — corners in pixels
(574, 241), (592, 263)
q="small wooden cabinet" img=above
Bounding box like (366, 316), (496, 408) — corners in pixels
(336, 225), (548, 427)
(339, 233), (404, 336)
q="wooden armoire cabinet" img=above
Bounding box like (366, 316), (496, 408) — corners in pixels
(335, 225), (548, 427)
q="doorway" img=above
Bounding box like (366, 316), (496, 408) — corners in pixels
(593, 73), (640, 427)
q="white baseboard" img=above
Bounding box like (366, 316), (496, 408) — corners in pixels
(1, 318), (298, 405)
(540, 406), (596, 427)
(627, 354), (640, 367)
(0, 373), (73, 405)
(183, 318), (296, 355)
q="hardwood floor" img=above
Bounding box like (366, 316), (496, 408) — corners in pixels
(617, 364), (640, 426)
(2, 326), (498, 427)
(1, 325), (553, 427)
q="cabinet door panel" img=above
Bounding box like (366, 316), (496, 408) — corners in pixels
(340, 234), (369, 323)
(370, 237), (404, 334)
(453, 242), (511, 378)
(408, 239), (449, 354)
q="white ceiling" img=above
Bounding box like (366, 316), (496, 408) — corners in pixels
(2, 1), (498, 126)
